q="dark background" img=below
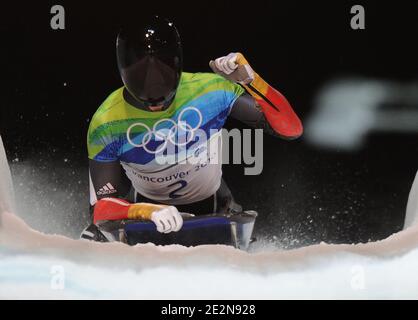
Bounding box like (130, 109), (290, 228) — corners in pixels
(0, 1), (417, 248)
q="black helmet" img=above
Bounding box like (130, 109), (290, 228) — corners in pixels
(116, 16), (182, 109)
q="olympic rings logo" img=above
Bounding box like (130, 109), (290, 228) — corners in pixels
(126, 107), (203, 154)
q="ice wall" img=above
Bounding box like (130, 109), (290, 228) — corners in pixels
(2, 211), (418, 299)
(1, 134), (418, 299)
(405, 171), (418, 229)
(0, 135), (15, 216)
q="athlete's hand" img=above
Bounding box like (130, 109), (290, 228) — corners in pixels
(151, 206), (183, 233)
(209, 52), (255, 85)
(212, 52), (239, 75)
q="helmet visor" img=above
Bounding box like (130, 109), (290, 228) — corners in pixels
(120, 53), (180, 105)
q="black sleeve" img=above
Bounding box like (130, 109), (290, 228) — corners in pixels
(230, 93), (281, 137)
(89, 159), (132, 207)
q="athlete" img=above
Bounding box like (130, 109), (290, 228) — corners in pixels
(83, 16), (302, 238)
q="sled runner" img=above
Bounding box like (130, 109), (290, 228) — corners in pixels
(81, 211), (257, 251)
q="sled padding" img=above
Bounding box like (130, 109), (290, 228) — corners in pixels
(125, 216), (233, 247)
